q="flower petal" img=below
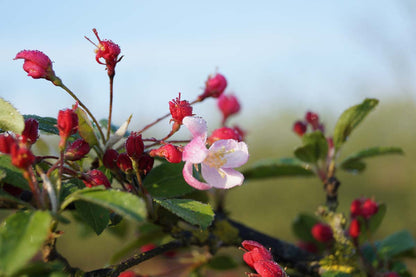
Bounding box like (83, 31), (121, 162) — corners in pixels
(182, 162), (211, 190)
(209, 139), (249, 168)
(183, 116), (207, 140)
(182, 136), (208, 164)
(201, 164), (244, 189)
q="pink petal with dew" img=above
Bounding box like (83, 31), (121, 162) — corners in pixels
(15, 50), (51, 69)
(201, 164), (244, 189)
(182, 136), (208, 164)
(209, 139), (249, 168)
(183, 116), (207, 139)
(182, 162), (211, 190)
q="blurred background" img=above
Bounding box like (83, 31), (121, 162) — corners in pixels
(1, 0), (415, 274)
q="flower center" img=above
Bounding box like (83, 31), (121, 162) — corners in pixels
(204, 148), (227, 168)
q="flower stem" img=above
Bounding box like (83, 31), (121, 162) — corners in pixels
(107, 76), (114, 140)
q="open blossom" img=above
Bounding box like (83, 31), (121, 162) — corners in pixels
(182, 116), (249, 190)
(14, 50), (58, 82)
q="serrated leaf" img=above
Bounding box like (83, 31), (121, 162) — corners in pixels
(143, 162), (195, 198)
(105, 115), (132, 149)
(0, 155), (29, 189)
(243, 158), (314, 179)
(207, 255), (238, 270)
(340, 146), (403, 173)
(333, 98), (379, 150)
(367, 203), (386, 235)
(75, 107), (99, 147)
(155, 198), (214, 229)
(62, 188), (146, 222)
(75, 201), (110, 235)
(292, 213), (319, 242)
(0, 210), (52, 275)
(377, 230), (416, 259)
(24, 114), (59, 135)
(0, 97), (24, 134)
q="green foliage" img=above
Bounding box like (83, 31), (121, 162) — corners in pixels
(24, 114), (59, 135)
(0, 211), (52, 276)
(207, 255), (238, 270)
(340, 146), (403, 173)
(0, 155), (29, 190)
(75, 107), (99, 147)
(0, 97), (24, 134)
(243, 157), (314, 179)
(333, 98), (379, 151)
(377, 230), (416, 259)
(74, 201), (110, 235)
(144, 162), (195, 197)
(321, 272), (352, 277)
(295, 131), (328, 163)
(367, 203), (386, 236)
(154, 198), (214, 229)
(292, 213), (319, 242)
(12, 261), (66, 277)
(62, 187), (146, 222)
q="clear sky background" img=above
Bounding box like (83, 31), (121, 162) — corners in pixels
(1, 0), (416, 132)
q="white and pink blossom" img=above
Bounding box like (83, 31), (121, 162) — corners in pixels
(182, 116), (249, 190)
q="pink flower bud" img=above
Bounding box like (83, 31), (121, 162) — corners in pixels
(57, 107), (78, 149)
(137, 153), (154, 175)
(349, 218), (361, 239)
(64, 139), (90, 161)
(149, 144), (182, 163)
(198, 73), (227, 101)
(103, 149), (119, 169)
(169, 93), (193, 128)
(117, 153), (133, 174)
(217, 93), (241, 124)
(207, 127), (242, 145)
(86, 28), (122, 78)
(21, 118), (39, 145)
(10, 144), (35, 169)
(82, 169), (111, 189)
(361, 199), (378, 219)
(14, 50), (57, 81)
(243, 247), (274, 269)
(293, 121), (307, 136)
(125, 132), (144, 160)
(252, 260), (286, 277)
(350, 199), (362, 218)
(311, 223), (333, 243)
(0, 134), (17, 154)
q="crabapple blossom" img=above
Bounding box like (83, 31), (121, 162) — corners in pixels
(14, 50), (58, 82)
(182, 116), (249, 190)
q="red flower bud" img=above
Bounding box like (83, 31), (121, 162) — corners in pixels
(117, 153), (133, 174)
(10, 144), (35, 169)
(207, 127), (242, 145)
(349, 218), (361, 239)
(311, 223), (333, 243)
(252, 260), (286, 277)
(243, 246), (274, 269)
(217, 93), (241, 124)
(0, 134), (17, 154)
(82, 169), (111, 189)
(350, 199), (362, 218)
(198, 73), (227, 100)
(125, 132), (144, 160)
(117, 271), (136, 277)
(57, 107), (78, 149)
(137, 153), (154, 175)
(86, 28), (122, 78)
(361, 198), (378, 219)
(103, 149), (119, 169)
(14, 50), (58, 81)
(169, 93), (193, 129)
(21, 118), (39, 145)
(140, 243), (156, 252)
(305, 111), (320, 129)
(149, 144), (182, 163)
(293, 121), (307, 136)
(64, 139), (90, 161)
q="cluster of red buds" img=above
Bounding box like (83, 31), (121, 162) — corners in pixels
(348, 197), (379, 239)
(292, 111), (325, 137)
(240, 240), (287, 277)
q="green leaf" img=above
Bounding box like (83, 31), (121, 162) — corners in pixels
(0, 155), (29, 190)
(292, 213), (319, 242)
(12, 261), (66, 277)
(0, 190), (33, 209)
(207, 255), (238, 270)
(75, 201), (110, 235)
(24, 114), (59, 135)
(0, 169), (5, 181)
(0, 97), (24, 134)
(75, 107), (99, 147)
(302, 131), (328, 160)
(367, 203), (386, 235)
(143, 162), (195, 198)
(321, 272), (352, 277)
(340, 146), (404, 173)
(0, 210), (52, 276)
(62, 188), (146, 222)
(243, 158), (314, 179)
(155, 198), (214, 229)
(377, 230), (416, 259)
(294, 144), (319, 163)
(333, 98), (379, 150)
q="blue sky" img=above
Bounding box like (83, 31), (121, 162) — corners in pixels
(1, 0), (415, 132)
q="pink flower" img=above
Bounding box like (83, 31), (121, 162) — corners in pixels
(14, 50), (57, 81)
(182, 116), (249, 190)
(217, 93), (241, 124)
(198, 73), (227, 101)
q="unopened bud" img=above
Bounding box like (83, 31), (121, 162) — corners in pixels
(149, 144), (182, 163)
(125, 132), (144, 160)
(207, 127), (242, 145)
(117, 153), (133, 174)
(311, 223), (333, 243)
(21, 118), (39, 145)
(198, 73), (227, 101)
(82, 169), (111, 189)
(64, 139), (90, 161)
(103, 149), (119, 169)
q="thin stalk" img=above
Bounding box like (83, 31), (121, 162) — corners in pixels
(24, 168), (42, 208)
(107, 76), (114, 140)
